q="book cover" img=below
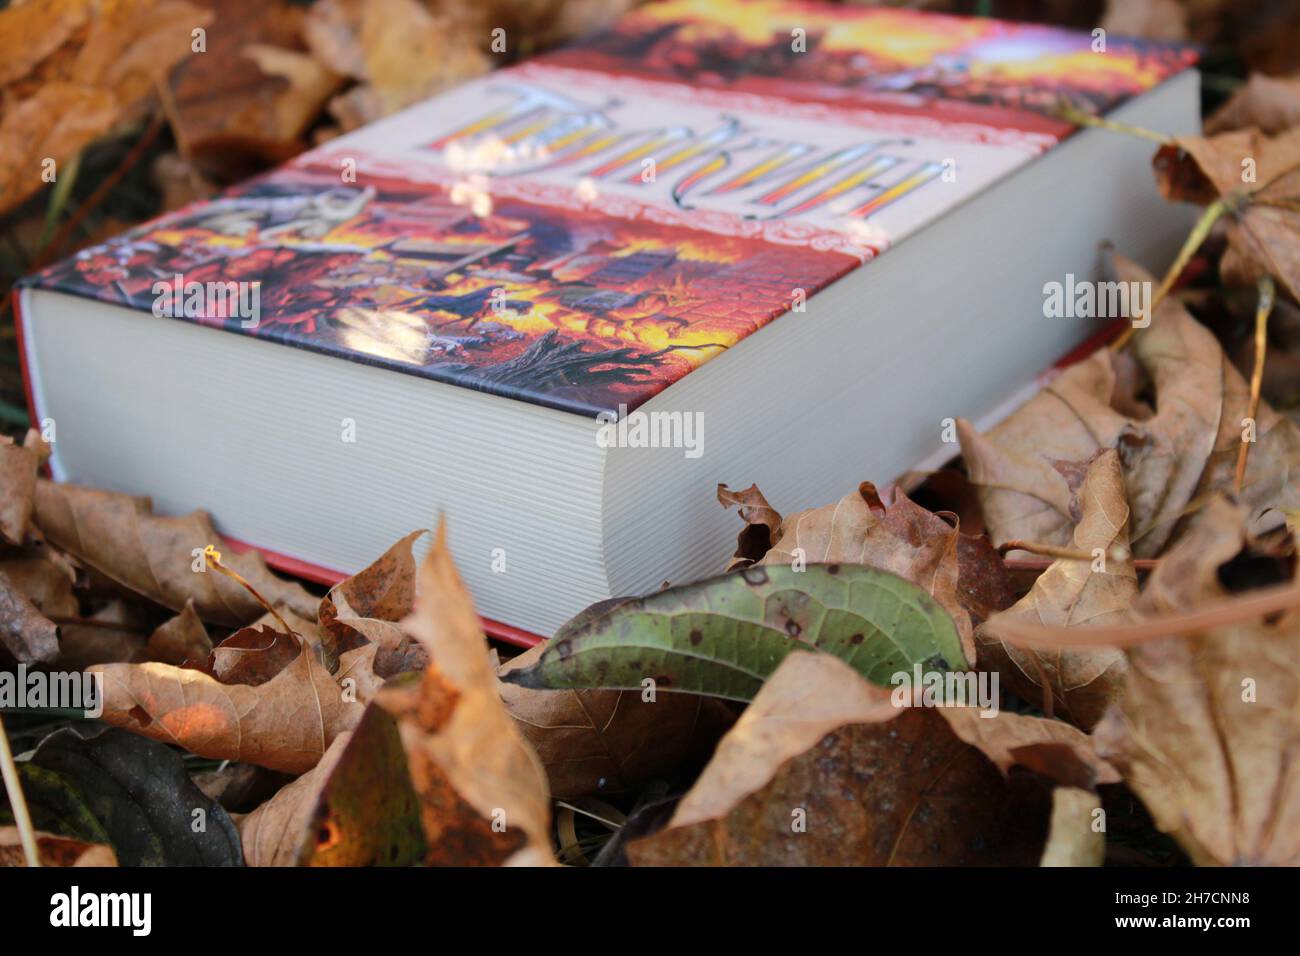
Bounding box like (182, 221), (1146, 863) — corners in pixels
(19, 0), (1195, 417)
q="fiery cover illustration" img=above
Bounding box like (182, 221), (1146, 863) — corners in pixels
(24, 0), (1195, 417)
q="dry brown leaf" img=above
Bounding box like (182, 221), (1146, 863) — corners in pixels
(33, 480), (318, 627)
(71, 0), (211, 113)
(0, 827), (117, 867)
(58, 599), (148, 669)
(319, 528), (425, 661)
(304, 0), (489, 130)
(717, 483), (782, 570)
(166, 0), (341, 175)
(1094, 497), (1300, 865)
(960, 254), (1300, 557)
(0, 0), (94, 86)
(742, 482), (1014, 662)
(1039, 787), (1106, 867)
(627, 651), (1051, 866)
(375, 522), (553, 865)
(499, 640), (734, 800)
(0, 429), (40, 546)
(1155, 126), (1300, 301)
(0, 557), (78, 620)
(238, 700), (426, 866)
(937, 706), (1120, 788)
(90, 634), (378, 774)
(1206, 73), (1300, 136)
(977, 450), (1135, 729)
(145, 599), (211, 665)
(0, 568), (59, 665)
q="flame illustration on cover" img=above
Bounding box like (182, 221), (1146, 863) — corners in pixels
(27, 0), (1195, 416)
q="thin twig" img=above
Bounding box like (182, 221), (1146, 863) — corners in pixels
(997, 539), (1126, 563)
(1235, 276), (1275, 493)
(992, 579), (1300, 649)
(0, 712), (40, 867)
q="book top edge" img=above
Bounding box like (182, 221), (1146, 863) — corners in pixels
(20, 0), (1197, 418)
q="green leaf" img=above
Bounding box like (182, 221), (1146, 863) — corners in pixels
(504, 564), (967, 702)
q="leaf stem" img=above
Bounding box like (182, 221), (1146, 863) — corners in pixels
(1111, 198), (1230, 351)
(1234, 276), (1275, 493)
(1053, 99), (1174, 145)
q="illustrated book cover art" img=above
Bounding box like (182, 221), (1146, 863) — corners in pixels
(20, 0), (1196, 417)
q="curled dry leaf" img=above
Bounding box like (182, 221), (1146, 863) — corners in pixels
(303, 0), (489, 130)
(977, 450), (1135, 729)
(33, 480), (318, 627)
(0, 568), (60, 665)
(319, 528), (428, 672)
(239, 704), (425, 866)
(499, 640), (735, 800)
(1154, 126), (1300, 301)
(0, 828), (117, 867)
(145, 599), (212, 666)
(627, 651), (1055, 866)
(1039, 787), (1106, 867)
(716, 483), (782, 569)
(166, 0), (342, 175)
(0, 431), (43, 545)
(91, 631), (380, 775)
(1206, 73), (1300, 136)
(960, 254), (1300, 557)
(375, 522), (553, 866)
(1094, 497), (1300, 865)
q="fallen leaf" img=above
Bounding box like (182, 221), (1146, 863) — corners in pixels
(319, 528), (426, 666)
(0, 557), (78, 619)
(1206, 73), (1300, 136)
(977, 450), (1135, 729)
(1094, 497), (1300, 865)
(627, 651), (1050, 866)
(90, 634), (379, 774)
(499, 640), (734, 799)
(502, 562), (968, 702)
(166, 0), (341, 176)
(375, 522), (553, 865)
(34, 480), (318, 627)
(239, 704), (425, 866)
(0, 429), (41, 545)
(960, 254), (1300, 557)
(0, 568), (59, 665)
(0, 828), (117, 867)
(9, 726), (241, 866)
(738, 482), (1015, 662)
(303, 0), (489, 130)
(0, 0), (94, 86)
(1154, 126), (1300, 301)
(716, 483), (782, 569)
(145, 599), (212, 665)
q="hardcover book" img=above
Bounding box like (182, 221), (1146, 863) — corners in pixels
(16, 0), (1200, 641)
